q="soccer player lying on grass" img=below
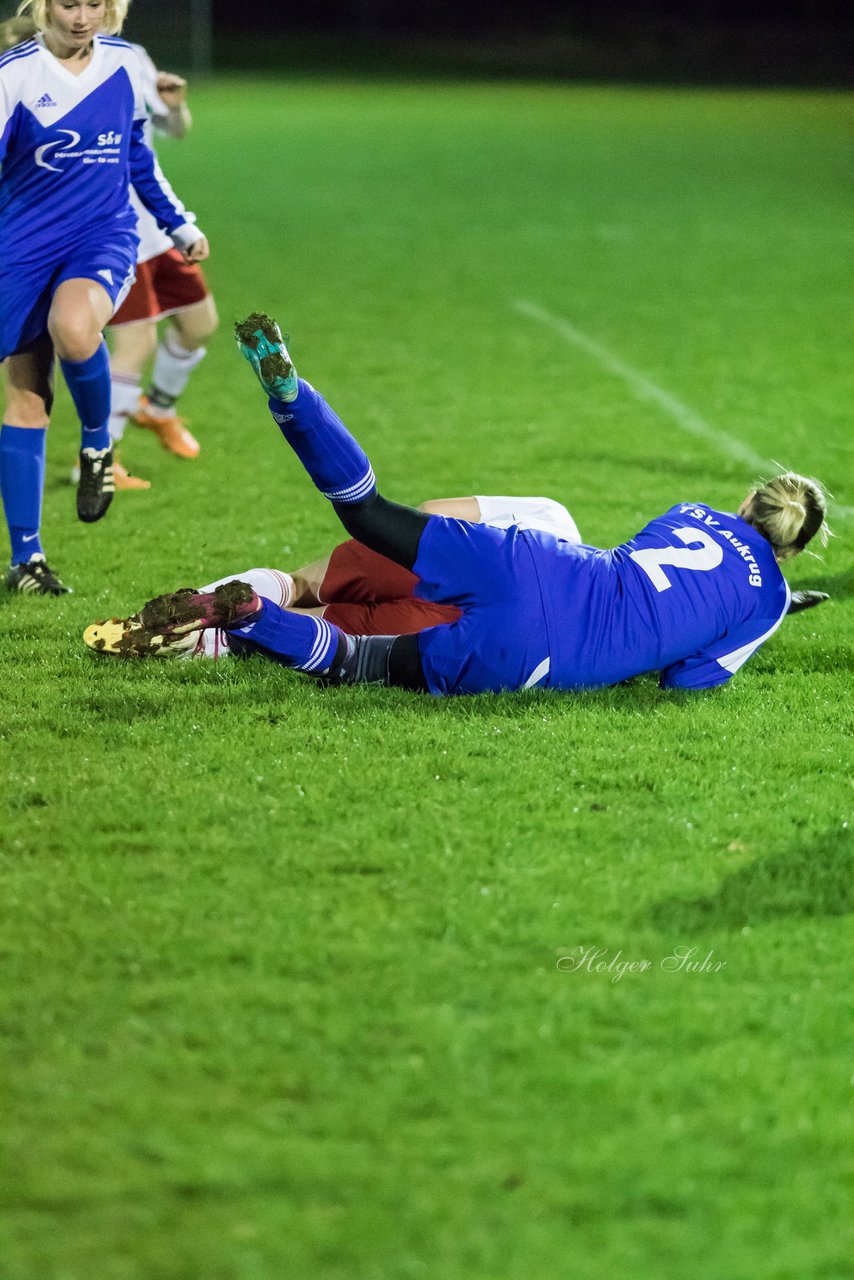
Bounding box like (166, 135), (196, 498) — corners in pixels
(85, 491), (827, 662)
(86, 494), (584, 658)
(85, 312), (830, 694)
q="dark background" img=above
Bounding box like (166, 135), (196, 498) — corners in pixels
(2, 0), (851, 83)
(148, 0), (854, 84)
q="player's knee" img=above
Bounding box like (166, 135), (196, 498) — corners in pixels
(4, 388), (52, 428)
(174, 298), (219, 345)
(48, 310), (101, 362)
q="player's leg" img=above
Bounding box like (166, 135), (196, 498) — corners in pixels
(85, 579), (428, 689)
(418, 497), (483, 521)
(1, 340), (69, 595)
(106, 318), (157, 489)
(473, 495), (582, 543)
(134, 255), (218, 459)
(235, 312), (430, 571)
(48, 278), (116, 523)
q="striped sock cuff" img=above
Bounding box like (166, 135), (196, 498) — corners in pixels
(323, 466), (376, 504)
(297, 617), (338, 672)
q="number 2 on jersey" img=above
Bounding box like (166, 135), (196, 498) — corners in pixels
(629, 527), (723, 592)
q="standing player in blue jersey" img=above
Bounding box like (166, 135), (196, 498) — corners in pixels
(0, 0), (209, 595)
(88, 312), (829, 695)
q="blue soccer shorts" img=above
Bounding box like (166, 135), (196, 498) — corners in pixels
(412, 517), (553, 696)
(0, 230), (139, 360)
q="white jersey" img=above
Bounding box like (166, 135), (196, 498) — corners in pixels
(0, 34), (195, 267)
(129, 43), (180, 263)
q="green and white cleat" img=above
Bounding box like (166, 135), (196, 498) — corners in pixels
(234, 312), (298, 401)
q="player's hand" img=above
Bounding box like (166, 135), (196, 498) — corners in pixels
(787, 590), (830, 613)
(156, 72), (188, 108)
(182, 236), (209, 264)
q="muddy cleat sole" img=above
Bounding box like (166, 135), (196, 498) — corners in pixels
(77, 446), (115, 522)
(139, 580), (262, 635)
(84, 616), (203, 658)
(6, 553), (71, 596)
(234, 312), (298, 401)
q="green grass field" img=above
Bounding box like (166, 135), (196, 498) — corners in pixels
(1, 79), (852, 1280)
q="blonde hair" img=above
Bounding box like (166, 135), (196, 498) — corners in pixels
(746, 471), (829, 560)
(15, 0), (130, 37)
(0, 14), (37, 50)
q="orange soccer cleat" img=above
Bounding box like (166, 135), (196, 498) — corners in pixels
(114, 453), (151, 490)
(133, 395), (200, 459)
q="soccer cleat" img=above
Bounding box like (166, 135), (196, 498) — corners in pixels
(234, 312), (298, 401)
(139, 580), (262, 636)
(113, 454), (151, 490)
(6, 553), (71, 596)
(84, 615), (203, 658)
(133, 396), (200, 458)
(71, 451), (151, 489)
(77, 446), (115, 523)
(788, 590), (830, 614)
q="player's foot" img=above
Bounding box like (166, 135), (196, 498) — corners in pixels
(113, 454), (151, 490)
(133, 396), (200, 458)
(71, 452), (150, 489)
(139, 580), (262, 635)
(234, 312), (298, 401)
(788, 590), (830, 614)
(77, 446), (115, 523)
(6, 553), (71, 596)
(84, 616), (203, 658)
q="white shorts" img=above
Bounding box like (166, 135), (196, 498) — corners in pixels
(474, 495), (582, 544)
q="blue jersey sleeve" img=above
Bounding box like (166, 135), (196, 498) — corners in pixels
(660, 653), (736, 690)
(127, 114), (191, 235)
(660, 592), (791, 690)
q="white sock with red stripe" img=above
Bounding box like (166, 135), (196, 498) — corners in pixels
(148, 330), (207, 412)
(109, 372), (142, 443)
(199, 567), (294, 607)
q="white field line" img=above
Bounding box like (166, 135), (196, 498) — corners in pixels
(513, 298), (853, 522)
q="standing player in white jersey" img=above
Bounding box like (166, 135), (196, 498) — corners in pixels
(105, 43), (218, 487)
(0, 0), (210, 596)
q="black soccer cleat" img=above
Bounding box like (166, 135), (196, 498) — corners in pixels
(6, 553), (71, 596)
(788, 590), (830, 614)
(77, 446), (115, 523)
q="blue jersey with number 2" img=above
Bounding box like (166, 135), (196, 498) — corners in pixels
(414, 502), (791, 695)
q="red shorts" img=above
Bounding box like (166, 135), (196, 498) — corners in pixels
(109, 248), (209, 327)
(321, 539), (462, 635)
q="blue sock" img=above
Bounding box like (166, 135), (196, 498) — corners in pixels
(60, 342), (111, 451)
(0, 424), (46, 563)
(230, 598), (340, 672)
(268, 379), (376, 503)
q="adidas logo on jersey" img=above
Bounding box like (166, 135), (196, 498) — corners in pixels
(35, 93), (57, 108)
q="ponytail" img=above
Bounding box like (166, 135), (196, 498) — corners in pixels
(747, 472), (829, 560)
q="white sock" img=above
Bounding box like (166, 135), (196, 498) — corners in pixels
(199, 568), (295, 608)
(109, 372), (142, 443)
(149, 330), (207, 407)
(197, 629), (231, 659)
